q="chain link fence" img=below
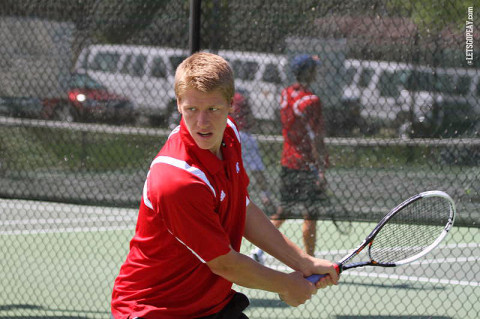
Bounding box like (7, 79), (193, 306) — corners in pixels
(0, 1), (479, 318)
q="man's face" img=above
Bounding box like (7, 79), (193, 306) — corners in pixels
(178, 88), (233, 158)
(304, 66), (317, 83)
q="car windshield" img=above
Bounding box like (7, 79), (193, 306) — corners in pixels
(70, 74), (105, 90)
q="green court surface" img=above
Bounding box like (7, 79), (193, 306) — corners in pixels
(0, 199), (479, 318)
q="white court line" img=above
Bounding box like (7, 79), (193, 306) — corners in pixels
(314, 242), (480, 258)
(410, 256), (480, 265)
(1, 225), (135, 235)
(0, 199), (138, 217)
(2, 215), (137, 226)
(267, 263), (480, 287)
(346, 271), (480, 287)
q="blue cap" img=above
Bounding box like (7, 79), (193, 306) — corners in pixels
(290, 54), (320, 76)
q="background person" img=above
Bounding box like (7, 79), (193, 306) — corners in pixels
(111, 52), (338, 319)
(231, 90), (276, 215)
(254, 54), (329, 259)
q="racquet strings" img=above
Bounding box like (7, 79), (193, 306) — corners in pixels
(369, 196), (451, 264)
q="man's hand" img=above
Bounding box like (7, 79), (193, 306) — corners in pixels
(304, 258), (340, 289)
(278, 271), (317, 307)
(316, 170), (328, 192)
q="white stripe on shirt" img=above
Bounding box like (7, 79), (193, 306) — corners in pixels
(151, 156), (216, 197)
(292, 94), (317, 117)
(227, 118), (241, 143)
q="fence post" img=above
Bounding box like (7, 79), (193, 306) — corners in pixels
(189, 0), (201, 54)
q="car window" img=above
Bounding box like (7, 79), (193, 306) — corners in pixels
(406, 71), (434, 92)
(435, 74), (457, 94)
(90, 52), (121, 72)
(70, 74), (104, 89)
(262, 63), (282, 84)
(169, 55), (189, 71)
(77, 52), (89, 70)
(378, 71), (404, 98)
(120, 55), (133, 74)
(343, 67), (356, 86)
(151, 57), (167, 78)
(119, 54), (146, 77)
(358, 68), (374, 88)
(455, 75), (471, 95)
(131, 55), (147, 77)
(232, 60), (258, 81)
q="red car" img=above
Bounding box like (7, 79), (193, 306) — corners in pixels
(43, 73), (136, 124)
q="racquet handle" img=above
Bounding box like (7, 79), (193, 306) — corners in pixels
(306, 263), (341, 283)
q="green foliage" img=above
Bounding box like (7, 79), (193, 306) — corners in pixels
(388, 0), (476, 32)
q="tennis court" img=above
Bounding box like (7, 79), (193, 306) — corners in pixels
(1, 199), (478, 319)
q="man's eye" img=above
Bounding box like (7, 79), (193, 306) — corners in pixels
(210, 107), (219, 111)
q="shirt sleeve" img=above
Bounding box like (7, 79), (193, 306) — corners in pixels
(147, 164), (231, 263)
(298, 95), (324, 137)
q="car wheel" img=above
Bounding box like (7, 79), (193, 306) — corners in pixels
(398, 121), (412, 139)
(53, 104), (75, 122)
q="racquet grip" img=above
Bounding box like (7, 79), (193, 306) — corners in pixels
(306, 263), (341, 283)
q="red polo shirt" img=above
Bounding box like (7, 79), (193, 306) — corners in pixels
(280, 83), (325, 170)
(111, 117), (249, 319)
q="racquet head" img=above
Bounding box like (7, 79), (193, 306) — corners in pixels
(307, 190), (456, 283)
(341, 190), (456, 270)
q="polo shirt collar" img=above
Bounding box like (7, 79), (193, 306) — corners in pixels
(179, 118), (223, 175)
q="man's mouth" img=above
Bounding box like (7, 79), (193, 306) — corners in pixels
(198, 132), (212, 138)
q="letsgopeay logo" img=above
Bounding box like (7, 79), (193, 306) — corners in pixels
(466, 6), (474, 65)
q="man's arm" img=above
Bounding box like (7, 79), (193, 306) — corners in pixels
(206, 202), (338, 306)
(243, 202), (336, 279)
(206, 248), (315, 307)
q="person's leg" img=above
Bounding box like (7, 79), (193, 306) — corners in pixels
(271, 205), (286, 228)
(302, 219), (317, 256)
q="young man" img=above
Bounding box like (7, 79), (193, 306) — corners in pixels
(256, 54), (329, 259)
(111, 52), (338, 319)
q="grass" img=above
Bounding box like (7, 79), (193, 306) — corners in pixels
(1, 125), (474, 175)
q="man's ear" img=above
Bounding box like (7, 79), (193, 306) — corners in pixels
(177, 98), (182, 113)
(228, 97), (234, 114)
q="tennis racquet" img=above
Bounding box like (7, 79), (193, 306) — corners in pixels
(307, 190), (456, 283)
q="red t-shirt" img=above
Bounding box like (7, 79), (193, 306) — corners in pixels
(280, 83), (325, 170)
(111, 117), (249, 319)
(231, 92), (255, 131)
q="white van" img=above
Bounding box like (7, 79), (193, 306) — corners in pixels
(75, 44), (189, 124)
(342, 59), (480, 133)
(76, 46), (288, 125)
(218, 50), (288, 121)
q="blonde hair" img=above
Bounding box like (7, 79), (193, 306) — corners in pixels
(174, 52), (235, 101)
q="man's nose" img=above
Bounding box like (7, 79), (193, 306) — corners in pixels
(197, 110), (210, 127)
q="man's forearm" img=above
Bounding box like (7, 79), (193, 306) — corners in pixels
(243, 202), (313, 273)
(207, 248), (291, 294)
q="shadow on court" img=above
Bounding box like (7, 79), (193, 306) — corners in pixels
(0, 317), (90, 319)
(335, 316), (451, 319)
(249, 298), (288, 308)
(341, 279), (447, 291)
(0, 304), (43, 311)
(0, 304), (107, 318)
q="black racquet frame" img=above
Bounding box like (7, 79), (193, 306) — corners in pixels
(307, 190), (456, 283)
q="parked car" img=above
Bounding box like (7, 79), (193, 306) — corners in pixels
(342, 59), (480, 137)
(75, 45), (189, 125)
(217, 50), (288, 122)
(0, 96), (44, 119)
(42, 72), (136, 124)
